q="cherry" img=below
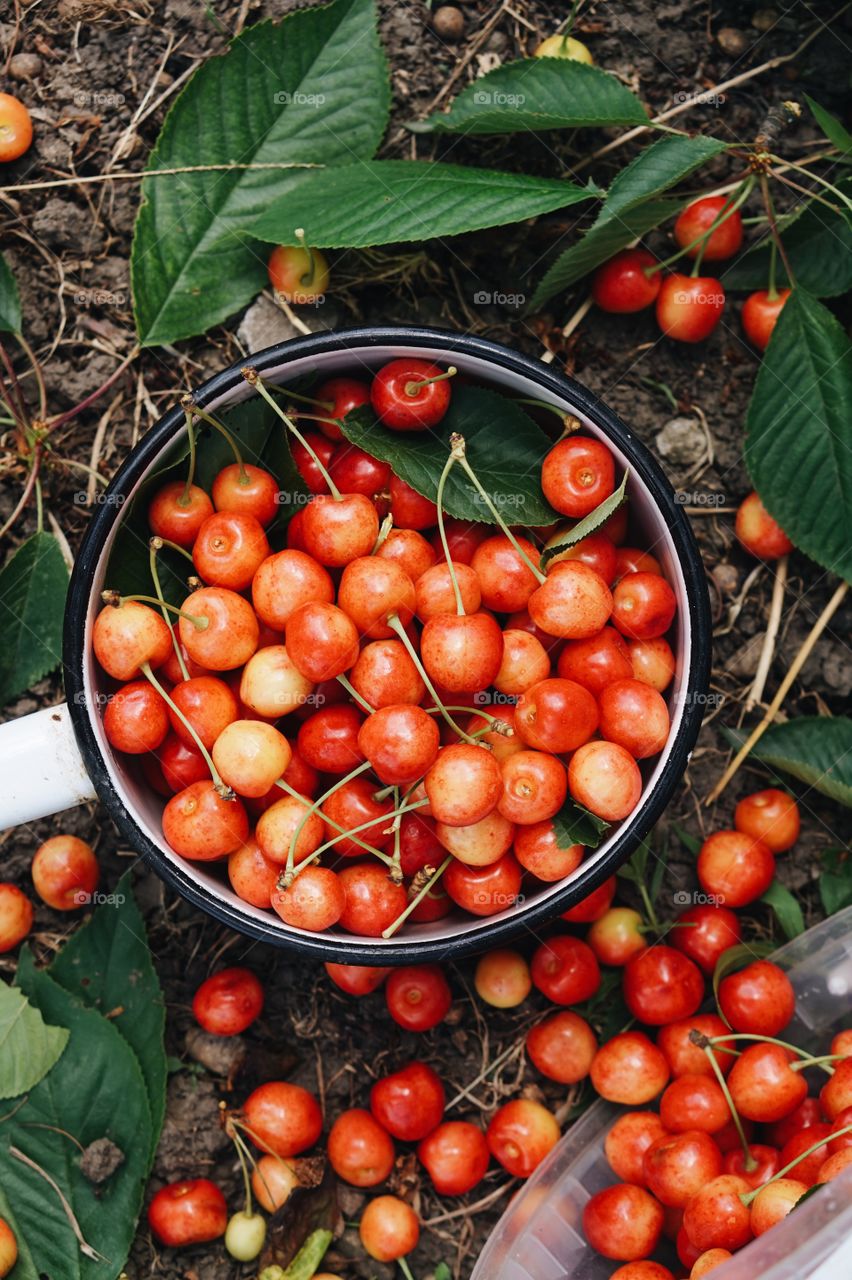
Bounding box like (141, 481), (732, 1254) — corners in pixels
(697, 830), (775, 908)
(734, 787), (800, 853)
(104, 680), (169, 754)
(254, 793), (325, 866)
(557, 626), (633, 695)
(690, 1250), (732, 1278)
(528, 561), (613, 639)
(583, 1183), (664, 1261)
(359, 1195), (419, 1263)
(338, 864), (407, 937)
(431, 517), (488, 565)
(494, 628), (550, 695)
(515, 677), (598, 754)
(324, 963), (391, 996)
(591, 1031), (670, 1104)
(241, 1080), (323, 1156)
(614, 546), (662, 580)
(675, 196), (743, 261)
(239, 645), (314, 718)
(624, 945), (704, 1026)
(371, 358), (454, 431)
(179, 587), (259, 671)
(156, 734), (210, 793)
(0, 93), (33, 162)
(832, 1029), (852, 1057)
(312, 376), (370, 440)
(498, 749), (567, 824)
(474, 949), (531, 1008)
(212, 462), (279, 525)
(31, 835), (99, 911)
(0, 1219), (16, 1279)
(301, 493), (380, 567)
(646, 1131), (725, 1215)
(371, 1061), (445, 1141)
(169, 676), (238, 749)
(553, 530), (619, 584)
(390, 473), (439, 529)
(718, 959), (795, 1036)
(592, 249), (662, 313)
(0, 883), (33, 952)
(161, 639), (208, 685)
(610, 1263), (674, 1280)
(228, 836), (279, 908)
(766, 1097), (824, 1149)
(527, 1010), (597, 1084)
(507, 607), (565, 655)
(587, 906), (646, 967)
(561, 875), (616, 923)
(445, 852), (522, 916)
(338, 557), (416, 638)
(820, 1058), (852, 1120)
(397, 812), (445, 878)
(828, 1107), (852, 1155)
(749, 1178), (808, 1236)
(385, 964), (452, 1031)
(568, 740), (643, 821)
(628, 636), (676, 691)
(192, 966), (264, 1035)
(818, 1149), (852, 1182)
(487, 1098), (560, 1178)
(670, 905), (742, 975)
(420, 611), (504, 693)
(148, 480), (213, 547)
(192, 510), (270, 591)
(148, 1179), (227, 1246)
(163, 782), (249, 860)
(322, 778), (394, 856)
(683, 1174), (752, 1252)
(657, 1014), (734, 1078)
(272, 865), (344, 932)
(328, 1108), (395, 1187)
(415, 561), (480, 621)
(376, 527), (437, 581)
(535, 32), (593, 61)
(722, 1143), (781, 1190)
(513, 820), (583, 882)
(424, 743), (502, 826)
(329, 443), (391, 497)
(286, 601), (360, 682)
(612, 572), (677, 641)
(417, 1121), (490, 1195)
(778, 1124), (832, 1187)
(268, 240), (329, 302)
(742, 288), (791, 351)
(297, 704), (365, 775)
(660, 1074), (729, 1134)
(656, 274), (725, 343)
(542, 437), (616, 519)
(531, 934), (600, 1005)
(600, 678), (670, 759)
(436, 810), (514, 867)
(293, 431), (335, 494)
(94, 599), (172, 681)
(728, 1044), (808, 1122)
(251, 549), (334, 630)
(211, 720), (291, 798)
(358, 704), (440, 785)
(471, 535), (540, 611)
(604, 1111), (666, 1183)
(735, 491), (793, 559)
(351, 642), (424, 711)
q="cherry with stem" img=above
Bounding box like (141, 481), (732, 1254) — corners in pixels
(382, 856), (452, 940)
(139, 660), (232, 797)
(242, 370), (341, 497)
(273, 777), (391, 864)
(149, 536), (192, 681)
(288, 795), (431, 881)
(385, 613), (476, 744)
(450, 434), (546, 585)
(284, 759), (373, 885)
(702, 1043), (757, 1172)
(739, 1121), (852, 1207)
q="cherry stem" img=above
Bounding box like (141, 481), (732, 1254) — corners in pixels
(230, 1127), (255, 1217)
(372, 512), (393, 554)
(180, 409), (198, 504)
(140, 661), (232, 796)
(243, 368), (343, 500)
(148, 539), (189, 682)
(385, 613), (477, 744)
(390, 788), (402, 879)
(790, 1053), (846, 1073)
(273, 777), (390, 863)
(336, 672), (374, 714)
(181, 396), (248, 483)
(513, 399), (582, 430)
(693, 180), (753, 276)
(295, 227), (316, 287)
(435, 443), (465, 615)
(397, 1256), (418, 1280)
(289, 797), (430, 881)
(708, 1032), (836, 1074)
(740, 1121), (852, 1206)
(382, 856), (452, 939)
(103, 591), (209, 630)
(767, 238), (780, 302)
(151, 534), (195, 564)
(285, 760), (372, 883)
(267, 385), (334, 412)
(703, 1044), (756, 1171)
(404, 366), (457, 397)
(451, 434), (546, 585)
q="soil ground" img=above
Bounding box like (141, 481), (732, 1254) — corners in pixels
(1, 1), (851, 1278)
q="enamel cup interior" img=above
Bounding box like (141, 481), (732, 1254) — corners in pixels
(80, 339), (696, 954)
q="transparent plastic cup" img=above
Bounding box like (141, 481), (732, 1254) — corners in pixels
(472, 906), (852, 1280)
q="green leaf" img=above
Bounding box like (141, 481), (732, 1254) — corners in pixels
(131, 0), (390, 346)
(252, 160), (599, 250)
(673, 823), (702, 857)
(336, 385), (558, 524)
(0, 253), (22, 334)
(805, 95), (852, 153)
(761, 879), (805, 940)
(0, 981), (69, 1100)
(552, 797), (610, 850)
(819, 848), (852, 916)
(2, 951), (152, 1280)
(50, 873), (167, 1170)
(409, 59), (647, 134)
(722, 718), (852, 808)
(745, 289), (852, 581)
(541, 470), (628, 568)
(0, 532), (70, 706)
(722, 179), (852, 297)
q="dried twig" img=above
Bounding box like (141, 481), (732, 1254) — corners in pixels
(745, 555), (788, 712)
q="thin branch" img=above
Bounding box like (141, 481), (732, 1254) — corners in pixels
(0, 160), (320, 196)
(745, 555), (788, 713)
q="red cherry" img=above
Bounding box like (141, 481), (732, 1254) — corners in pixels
(324, 963), (391, 996)
(644, 1130), (724, 1208)
(728, 1043), (808, 1123)
(697, 830), (775, 908)
(179, 587), (259, 671)
(297, 703), (365, 775)
(323, 779), (394, 857)
(526, 1011), (597, 1084)
(591, 1031), (670, 1105)
(561, 875), (616, 922)
(192, 967), (264, 1035)
(338, 864), (407, 937)
(424, 743), (502, 826)
(385, 965), (452, 1031)
(766, 1097), (825, 1149)
(628, 636), (676, 691)
(531, 934), (600, 1005)
(734, 787), (800, 852)
(430, 517), (488, 565)
(820, 1058), (852, 1120)
(722, 1143), (781, 1190)
(587, 906), (646, 967)
(604, 1111), (666, 1184)
(444, 852), (522, 916)
(0, 883), (33, 953)
(327, 1108), (395, 1187)
(670, 905), (742, 974)
(338, 556), (416, 639)
(192, 510), (270, 590)
(389, 474), (439, 529)
(568, 740), (643, 821)
(592, 249), (662, 313)
(350, 639), (425, 708)
(212, 462), (279, 525)
(292, 431), (335, 494)
(515, 677), (598, 754)
(156, 734), (209, 792)
(735, 491), (794, 559)
(104, 680), (169, 754)
(168, 675), (238, 749)
(494, 628), (550, 695)
(94, 599), (172, 681)
(162, 782), (249, 860)
(598, 678), (670, 758)
(251, 549), (334, 630)
(376, 527), (437, 581)
(513, 820), (583, 882)
(471, 535), (540, 611)
(541, 437), (616, 519)
(674, 196), (743, 262)
(718, 959), (795, 1036)
(359, 1195), (420, 1263)
(241, 1080), (323, 1157)
(657, 1014), (734, 1079)
(371, 359), (454, 431)
(148, 481), (213, 547)
(583, 1183), (664, 1261)
(415, 561), (481, 621)
(329, 443), (391, 497)
(554, 531), (618, 584)
(778, 1124), (832, 1187)
(228, 836), (279, 908)
(31, 835), (99, 912)
(497, 750), (566, 824)
(741, 288), (791, 351)
(682, 1174), (752, 1252)
(749, 1178), (807, 1236)
(656, 274), (725, 343)
(370, 1061), (445, 1142)
(623, 946), (704, 1026)
(528, 560), (613, 640)
(313, 376), (370, 440)
(358, 704), (440, 785)
(417, 1121), (490, 1195)
(659, 1074), (730, 1134)
(271, 865), (344, 932)
(486, 1098), (560, 1178)
(300, 493), (380, 567)
(148, 1179), (227, 1246)
(612, 571), (677, 640)
(420, 612), (504, 693)
(286, 601), (360, 682)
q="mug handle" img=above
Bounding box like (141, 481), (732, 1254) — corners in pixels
(0, 702), (96, 827)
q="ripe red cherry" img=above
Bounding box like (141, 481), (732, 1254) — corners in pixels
(683, 1176), (752, 1253)
(104, 680), (169, 754)
(212, 720), (291, 798)
(424, 743), (502, 826)
(656, 274), (725, 343)
(734, 787), (800, 852)
(515, 677), (598, 754)
(750, 1177), (808, 1235)
(644, 1130), (724, 1210)
(389, 474), (439, 529)
(541, 437), (616, 518)
(592, 249), (662, 313)
(614, 546), (662, 580)
(728, 1043), (808, 1122)
(148, 1179), (227, 1246)
(599, 678), (670, 758)
(612, 572), (677, 640)
(722, 1143), (781, 1190)
(675, 196), (744, 261)
(494, 628), (550, 695)
(513, 820), (583, 882)
(94, 599), (172, 681)
(358, 705), (440, 785)
(286, 601), (359, 682)
(350, 639), (425, 708)
(192, 967), (264, 1035)
(587, 907), (646, 967)
(329, 443), (391, 497)
(628, 636), (676, 691)
(604, 1111), (666, 1183)
(561, 875), (616, 923)
(212, 462), (279, 525)
(431, 517), (488, 565)
(659, 1075), (729, 1134)
(338, 557), (416, 638)
(297, 704), (365, 775)
(228, 835), (279, 908)
(670, 905), (742, 974)
(0, 883), (33, 952)
(445, 852), (522, 916)
(697, 830), (775, 908)
(531, 935), (601, 1005)
(735, 491), (793, 559)
(148, 480), (214, 547)
(267, 243), (329, 302)
(292, 431), (335, 494)
(241, 1080), (323, 1156)
(418, 1120), (490, 1195)
(623, 946), (704, 1026)
(251, 549), (334, 630)
(168, 675), (238, 749)
(416, 561), (481, 621)
(313, 376), (370, 440)
(328, 1108), (395, 1187)
(557, 626), (633, 695)
(31, 835), (99, 911)
(338, 864), (406, 937)
(385, 965), (452, 1032)
(471, 535), (540, 612)
(360, 1195), (420, 1263)
(526, 1011), (598, 1084)
(193, 510), (270, 591)
(324, 963), (391, 996)
(741, 288), (791, 351)
(528, 560), (613, 640)
(179, 587), (259, 671)
(420, 612), (504, 693)
(163, 782), (249, 860)
(820, 1058), (852, 1120)
(370, 1061), (445, 1141)
(718, 959), (795, 1036)
(590, 1031), (670, 1105)
(657, 1014), (734, 1079)
(371, 359), (454, 431)
(583, 1183), (665, 1261)
(155, 735), (209, 793)
(778, 1124), (832, 1187)
(554, 531), (619, 584)
(568, 740), (642, 821)
(271, 865), (344, 932)
(377, 527), (437, 581)
(486, 1099), (560, 1178)
(766, 1096), (824, 1149)
(300, 493), (380, 567)
(498, 750), (567, 824)
(436, 810), (514, 868)
(0, 1217), (16, 1277)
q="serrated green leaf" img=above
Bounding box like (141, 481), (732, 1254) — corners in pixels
(805, 96), (852, 154)
(541, 471), (628, 568)
(336, 385), (558, 524)
(2, 951), (152, 1280)
(0, 532), (69, 706)
(761, 879), (805, 940)
(252, 160), (599, 250)
(50, 873), (167, 1170)
(722, 179), (852, 297)
(604, 135), (729, 219)
(819, 849), (852, 916)
(723, 718), (852, 808)
(0, 981), (69, 1100)
(552, 797), (610, 850)
(0, 253), (22, 334)
(132, 0), (390, 346)
(409, 58), (647, 134)
(745, 290), (852, 581)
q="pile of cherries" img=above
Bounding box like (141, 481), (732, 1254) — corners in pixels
(90, 357), (681, 941)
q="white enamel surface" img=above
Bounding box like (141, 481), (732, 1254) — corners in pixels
(81, 340), (697, 949)
(0, 702), (96, 825)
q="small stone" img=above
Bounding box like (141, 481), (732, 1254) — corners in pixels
(654, 416), (706, 466)
(752, 9), (778, 31)
(712, 563), (739, 596)
(80, 1137), (124, 1184)
(237, 293), (339, 352)
(184, 1026), (247, 1078)
(432, 5), (465, 42)
(9, 53), (42, 79)
(716, 27), (749, 56)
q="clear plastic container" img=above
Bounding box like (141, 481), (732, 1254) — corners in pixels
(472, 906), (852, 1280)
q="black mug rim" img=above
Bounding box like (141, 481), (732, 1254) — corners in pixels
(64, 324), (712, 963)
